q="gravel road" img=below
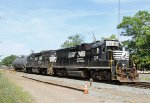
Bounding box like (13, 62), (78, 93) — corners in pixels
(4, 71), (150, 103)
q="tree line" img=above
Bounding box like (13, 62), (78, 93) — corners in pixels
(0, 55), (17, 67)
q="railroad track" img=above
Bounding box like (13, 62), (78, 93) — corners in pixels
(21, 72), (150, 90)
(22, 75), (84, 92)
(122, 82), (150, 89)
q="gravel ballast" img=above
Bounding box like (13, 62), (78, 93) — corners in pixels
(22, 73), (150, 103)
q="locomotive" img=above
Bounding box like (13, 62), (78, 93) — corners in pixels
(13, 39), (138, 82)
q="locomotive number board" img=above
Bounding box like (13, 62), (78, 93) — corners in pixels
(106, 41), (119, 46)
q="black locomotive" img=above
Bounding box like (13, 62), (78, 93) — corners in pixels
(13, 39), (138, 82)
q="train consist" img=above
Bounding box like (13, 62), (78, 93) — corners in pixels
(13, 40), (138, 82)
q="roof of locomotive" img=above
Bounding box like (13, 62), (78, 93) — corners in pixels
(28, 50), (56, 57)
(57, 43), (93, 51)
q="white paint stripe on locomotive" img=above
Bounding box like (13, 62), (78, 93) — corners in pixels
(113, 56), (129, 58)
(113, 55), (129, 57)
(114, 57), (129, 60)
(113, 51), (129, 60)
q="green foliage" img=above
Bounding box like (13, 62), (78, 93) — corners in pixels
(0, 72), (33, 103)
(101, 34), (118, 41)
(108, 34), (117, 40)
(117, 10), (150, 69)
(61, 34), (84, 48)
(1, 55), (17, 66)
(144, 78), (150, 81)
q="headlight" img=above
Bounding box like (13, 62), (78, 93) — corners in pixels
(122, 64), (126, 67)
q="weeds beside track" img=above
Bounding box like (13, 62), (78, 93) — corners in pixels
(0, 71), (33, 103)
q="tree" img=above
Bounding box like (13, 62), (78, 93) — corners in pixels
(101, 34), (118, 41)
(61, 34), (84, 48)
(1, 55), (18, 66)
(117, 11), (150, 70)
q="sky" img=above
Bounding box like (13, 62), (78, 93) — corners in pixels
(0, 0), (150, 59)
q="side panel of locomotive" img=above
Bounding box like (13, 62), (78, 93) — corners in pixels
(53, 41), (113, 80)
(54, 43), (93, 78)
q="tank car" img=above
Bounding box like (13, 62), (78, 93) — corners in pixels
(12, 56), (27, 71)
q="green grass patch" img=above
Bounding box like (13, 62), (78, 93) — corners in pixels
(144, 78), (150, 81)
(0, 71), (33, 103)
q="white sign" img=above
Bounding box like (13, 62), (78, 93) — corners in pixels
(49, 57), (57, 62)
(68, 52), (76, 58)
(77, 51), (85, 57)
(106, 41), (119, 46)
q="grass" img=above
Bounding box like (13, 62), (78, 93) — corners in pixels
(0, 71), (33, 103)
(144, 78), (150, 81)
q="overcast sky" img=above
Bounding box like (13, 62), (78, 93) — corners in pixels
(0, 0), (150, 58)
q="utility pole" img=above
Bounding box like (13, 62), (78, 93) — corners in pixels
(118, 0), (120, 40)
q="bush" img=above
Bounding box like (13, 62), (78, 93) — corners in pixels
(0, 72), (33, 103)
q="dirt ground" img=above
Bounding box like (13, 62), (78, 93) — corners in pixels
(2, 70), (150, 103)
(3, 71), (107, 103)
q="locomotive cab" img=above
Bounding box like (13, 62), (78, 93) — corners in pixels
(91, 39), (121, 80)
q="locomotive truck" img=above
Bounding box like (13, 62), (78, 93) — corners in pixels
(13, 39), (138, 82)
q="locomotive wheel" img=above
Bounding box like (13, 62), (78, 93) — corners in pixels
(54, 68), (62, 77)
(29, 68), (32, 73)
(90, 70), (97, 80)
(58, 69), (64, 77)
(38, 69), (42, 74)
(55, 69), (67, 77)
(26, 68), (32, 73)
(42, 69), (47, 75)
(26, 68), (29, 73)
(104, 72), (111, 81)
(62, 69), (68, 77)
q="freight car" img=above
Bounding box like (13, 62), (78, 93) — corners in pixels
(24, 39), (138, 82)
